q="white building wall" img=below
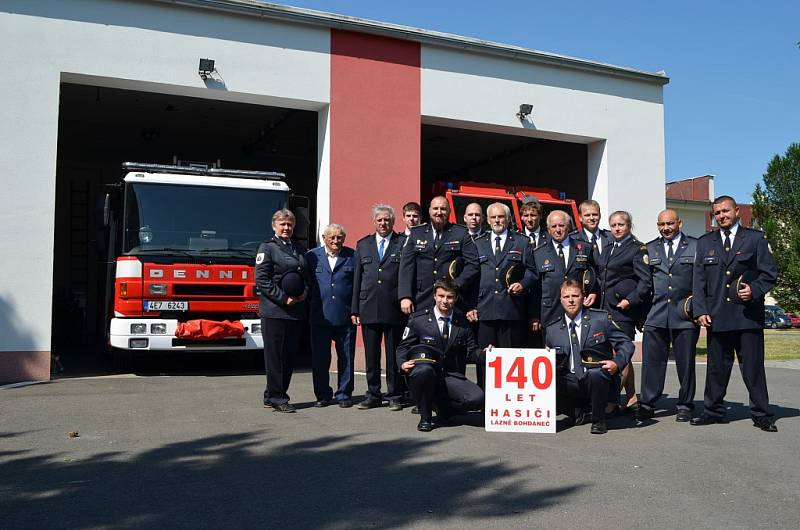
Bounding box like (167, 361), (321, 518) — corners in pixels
(0, 0), (331, 352)
(421, 46), (666, 241)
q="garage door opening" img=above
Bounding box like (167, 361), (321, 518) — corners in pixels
(52, 83), (319, 372)
(420, 124), (588, 228)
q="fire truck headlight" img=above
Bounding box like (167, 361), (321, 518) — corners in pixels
(130, 323), (147, 334)
(251, 323), (261, 334)
(148, 283), (167, 295)
(150, 323), (167, 334)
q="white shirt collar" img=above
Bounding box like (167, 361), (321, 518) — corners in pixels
(553, 236), (571, 249)
(723, 222), (740, 236)
(565, 311), (584, 328)
(433, 307), (452, 322)
(664, 232), (682, 247)
(375, 232), (392, 245)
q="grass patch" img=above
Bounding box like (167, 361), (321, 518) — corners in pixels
(695, 329), (800, 361)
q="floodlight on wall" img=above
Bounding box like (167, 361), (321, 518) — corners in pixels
(198, 58), (216, 80)
(517, 103), (534, 121)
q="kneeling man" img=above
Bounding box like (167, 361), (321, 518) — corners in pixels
(545, 279), (634, 434)
(397, 279), (484, 432)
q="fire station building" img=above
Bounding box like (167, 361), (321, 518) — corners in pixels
(0, 0), (668, 383)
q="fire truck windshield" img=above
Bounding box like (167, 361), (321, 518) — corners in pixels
(122, 182), (287, 256)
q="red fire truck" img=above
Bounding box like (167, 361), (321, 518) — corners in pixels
(103, 162), (292, 368)
(439, 181), (583, 230)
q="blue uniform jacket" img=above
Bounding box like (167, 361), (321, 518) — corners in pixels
(545, 309), (635, 375)
(255, 237), (308, 320)
(398, 223), (479, 310)
(351, 232), (406, 325)
(306, 246), (356, 327)
(395, 309), (479, 375)
(692, 227), (778, 331)
(596, 236), (652, 324)
(644, 234), (698, 329)
(471, 230), (538, 321)
(531, 238), (596, 327)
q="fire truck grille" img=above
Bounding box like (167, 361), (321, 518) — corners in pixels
(172, 284), (245, 296)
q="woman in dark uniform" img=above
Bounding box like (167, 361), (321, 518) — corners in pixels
(255, 209), (308, 413)
(596, 211), (652, 411)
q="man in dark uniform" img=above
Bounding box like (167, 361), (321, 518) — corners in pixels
(463, 202), (485, 239)
(531, 210), (597, 340)
(352, 204), (408, 411)
(397, 279), (484, 432)
(255, 209), (308, 413)
(469, 202), (538, 388)
(399, 196), (479, 314)
(545, 279), (634, 434)
(691, 195), (779, 432)
(637, 209), (699, 424)
(520, 197), (548, 346)
(572, 199), (614, 264)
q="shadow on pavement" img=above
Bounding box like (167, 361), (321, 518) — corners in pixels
(1, 433), (586, 528)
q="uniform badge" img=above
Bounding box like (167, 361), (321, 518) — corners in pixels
(642, 254), (649, 265)
(708, 249), (715, 256)
(544, 259), (551, 265)
(255, 252), (265, 264)
(402, 326), (410, 340)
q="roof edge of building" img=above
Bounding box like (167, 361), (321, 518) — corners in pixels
(149, 0), (670, 86)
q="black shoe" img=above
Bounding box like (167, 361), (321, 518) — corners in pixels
(263, 402), (273, 409)
(338, 399), (353, 408)
(675, 409), (693, 422)
(690, 413), (728, 426)
(574, 410), (590, 426)
(634, 405), (654, 426)
(590, 422), (608, 434)
(388, 399), (403, 411)
(273, 403), (296, 413)
(411, 406), (419, 415)
(314, 399), (332, 408)
(417, 419), (434, 432)
(357, 397), (381, 410)
(752, 416), (778, 432)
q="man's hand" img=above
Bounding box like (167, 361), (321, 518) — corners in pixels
(351, 315), (361, 326)
(738, 282), (753, 302)
(697, 314), (712, 327)
(466, 309), (479, 322)
(599, 360), (618, 375)
(584, 293), (597, 307)
(616, 298), (631, 310)
(401, 360), (416, 373)
(507, 282), (524, 296)
(401, 298), (414, 315)
(530, 319), (541, 332)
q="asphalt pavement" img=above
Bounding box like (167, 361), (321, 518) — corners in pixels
(2, 363), (799, 529)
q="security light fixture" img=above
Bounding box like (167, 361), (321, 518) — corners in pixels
(198, 58), (215, 79)
(517, 103), (534, 120)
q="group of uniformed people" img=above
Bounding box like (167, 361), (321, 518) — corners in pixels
(255, 194), (779, 434)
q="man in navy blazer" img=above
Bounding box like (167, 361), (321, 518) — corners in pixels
(306, 224), (357, 408)
(351, 205), (408, 411)
(691, 196), (779, 431)
(637, 209), (699, 424)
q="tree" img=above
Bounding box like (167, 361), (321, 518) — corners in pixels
(752, 143), (800, 310)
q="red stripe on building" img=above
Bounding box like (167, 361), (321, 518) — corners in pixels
(330, 30), (421, 237)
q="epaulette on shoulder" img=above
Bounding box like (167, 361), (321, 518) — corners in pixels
(357, 234), (373, 244)
(698, 230), (716, 240)
(546, 316), (563, 328)
(410, 308), (431, 320)
(645, 236), (660, 246)
(588, 308), (607, 314)
(474, 231), (490, 241)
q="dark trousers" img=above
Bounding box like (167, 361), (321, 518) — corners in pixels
(311, 324), (357, 401)
(640, 326), (699, 411)
(557, 369), (616, 423)
(407, 363), (484, 422)
(475, 319), (526, 389)
(262, 317), (302, 406)
(704, 329), (771, 418)
(362, 323), (406, 399)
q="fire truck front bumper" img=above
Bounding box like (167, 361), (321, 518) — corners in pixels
(110, 318), (264, 350)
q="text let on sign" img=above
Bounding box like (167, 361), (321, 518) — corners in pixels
(484, 348), (556, 434)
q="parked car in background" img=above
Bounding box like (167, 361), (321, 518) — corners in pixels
(764, 305), (792, 329)
(785, 312), (800, 328)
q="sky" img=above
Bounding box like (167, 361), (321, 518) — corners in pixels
(277, 0), (799, 202)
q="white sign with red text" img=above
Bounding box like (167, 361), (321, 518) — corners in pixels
(484, 348), (556, 434)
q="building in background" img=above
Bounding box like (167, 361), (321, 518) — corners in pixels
(666, 175), (754, 237)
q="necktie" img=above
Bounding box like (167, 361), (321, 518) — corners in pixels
(434, 231), (442, 249)
(667, 239), (674, 262)
(439, 317), (450, 343)
(495, 236), (502, 256)
(723, 229), (732, 253)
(378, 238), (386, 260)
(591, 233), (598, 254)
(610, 242), (619, 257)
(557, 242), (566, 269)
(569, 321), (584, 376)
